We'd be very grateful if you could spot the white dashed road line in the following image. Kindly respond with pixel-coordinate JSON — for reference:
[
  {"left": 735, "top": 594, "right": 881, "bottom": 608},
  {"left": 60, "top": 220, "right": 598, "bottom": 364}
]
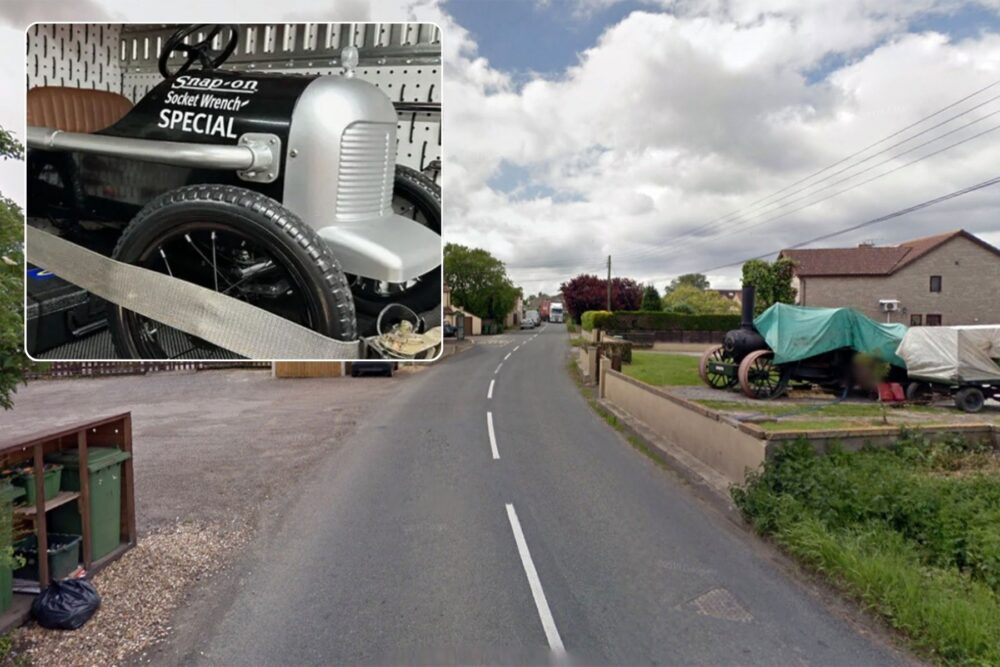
[
  {"left": 505, "top": 503, "right": 565, "bottom": 654},
  {"left": 488, "top": 379, "right": 495, "bottom": 399},
  {"left": 487, "top": 411, "right": 500, "bottom": 459},
  {"left": 504, "top": 352, "right": 511, "bottom": 361},
  {"left": 495, "top": 362, "right": 503, "bottom": 374}
]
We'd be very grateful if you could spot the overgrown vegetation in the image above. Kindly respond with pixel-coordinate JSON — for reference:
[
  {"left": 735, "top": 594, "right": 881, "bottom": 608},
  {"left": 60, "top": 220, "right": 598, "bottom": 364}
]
[
  {"left": 0, "top": 125, "right": 31, "bottom": 410},
  {"left": 581, "top": 310, "right": 613, "bottom": 332},
  {"left": 622, "top": 351, "right": 701, "bottom": 386},
  {"left": 559, "top": 274, "right": 641, "bottom": 322},
  {"left": 599, "top": 311, "right": 740, "bottom": 332},
  {"left": 640, "top": 284, "right": 662, "bottom": 311},
  {"left": 661, "top": 284, "right": 739, "bottom": 315},
  {"left": 742, "top": 257, "right": 796, "bottom": 316},
  {"left": 732, "top": 434, "right": 1000, "bottom": 665},
  {"left": 443, "top": 243, "right": 521, "bottom": 323}
]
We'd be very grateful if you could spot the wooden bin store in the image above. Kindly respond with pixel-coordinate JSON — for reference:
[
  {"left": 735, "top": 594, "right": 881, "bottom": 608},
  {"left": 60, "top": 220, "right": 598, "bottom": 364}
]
[{"left": 0, "top": 413, "right": 136, "bottom": 630}]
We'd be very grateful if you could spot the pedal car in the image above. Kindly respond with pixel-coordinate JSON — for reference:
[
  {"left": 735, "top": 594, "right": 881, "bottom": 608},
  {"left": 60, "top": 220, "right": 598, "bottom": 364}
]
[
  {"left": 897, "top": 325, "right": 1000, "bottom": 413},
  {"left": 26, "top": 23, "right": 441, "bottom": 359}
]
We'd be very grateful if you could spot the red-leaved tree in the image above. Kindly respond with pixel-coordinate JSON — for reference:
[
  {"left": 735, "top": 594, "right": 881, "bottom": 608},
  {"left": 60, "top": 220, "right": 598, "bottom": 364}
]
[{"left": 560, "top": 274, "right": 643, "bottom": 323}]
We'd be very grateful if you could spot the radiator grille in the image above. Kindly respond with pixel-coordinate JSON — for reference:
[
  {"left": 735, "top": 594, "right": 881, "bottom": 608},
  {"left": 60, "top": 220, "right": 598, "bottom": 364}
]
[{"left": 336, "top": 122, "right": 395, "bottom": 220}]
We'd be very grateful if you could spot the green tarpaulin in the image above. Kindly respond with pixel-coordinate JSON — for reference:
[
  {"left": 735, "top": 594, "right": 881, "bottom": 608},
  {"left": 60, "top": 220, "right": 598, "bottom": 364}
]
[{"left": 753, "top": 303, "right": 908, "bottom": 367}]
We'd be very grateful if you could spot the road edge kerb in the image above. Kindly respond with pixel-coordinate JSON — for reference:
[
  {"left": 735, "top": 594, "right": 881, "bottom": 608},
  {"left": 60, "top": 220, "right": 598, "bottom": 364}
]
[{"left": 564, "top": 354, "right": 923, "bottom": 667}]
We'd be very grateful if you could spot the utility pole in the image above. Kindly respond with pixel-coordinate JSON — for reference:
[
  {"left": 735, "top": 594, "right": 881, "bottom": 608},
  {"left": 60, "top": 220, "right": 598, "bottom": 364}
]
[{"left": 606, "top": 255, "right": 612, "bottom": 311}]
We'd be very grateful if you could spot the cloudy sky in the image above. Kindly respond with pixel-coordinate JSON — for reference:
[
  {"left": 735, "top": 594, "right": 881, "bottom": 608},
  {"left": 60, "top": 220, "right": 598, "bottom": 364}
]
[{"left": 4, "top": 0, "right": 1000, "bottom": 294}]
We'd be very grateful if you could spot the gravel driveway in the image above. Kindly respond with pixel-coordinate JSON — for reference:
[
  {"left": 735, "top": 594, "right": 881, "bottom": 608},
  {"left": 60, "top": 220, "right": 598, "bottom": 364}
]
[{"left": 0, "top": 368, "right": 411, "bottom": 664}]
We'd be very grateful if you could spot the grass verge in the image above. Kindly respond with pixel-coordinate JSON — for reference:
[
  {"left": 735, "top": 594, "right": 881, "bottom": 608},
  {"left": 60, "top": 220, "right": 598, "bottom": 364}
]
[
  {"left": 623, "top": 351, "right": 701, "bottom": 386},
  {"left": 732, "top": 434, "right": 1000, "bottom": 665}
]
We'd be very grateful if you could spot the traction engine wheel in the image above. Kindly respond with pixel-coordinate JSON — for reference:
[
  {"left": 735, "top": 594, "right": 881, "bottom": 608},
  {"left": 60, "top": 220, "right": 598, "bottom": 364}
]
[
  {"left": 738, "top": 349, "right": 789, "bottom": 400},
  {"left": 699, "top": 344, "right": 737, "bottom": 390}
]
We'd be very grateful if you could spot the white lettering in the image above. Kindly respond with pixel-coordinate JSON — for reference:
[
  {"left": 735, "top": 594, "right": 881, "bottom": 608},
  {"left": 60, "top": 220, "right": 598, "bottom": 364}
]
[{"left": 156, "top": 109, "right": 238, "bottom": 138}]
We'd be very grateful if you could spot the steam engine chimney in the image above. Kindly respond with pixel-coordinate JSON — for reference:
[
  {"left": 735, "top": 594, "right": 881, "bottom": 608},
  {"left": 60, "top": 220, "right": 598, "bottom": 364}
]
[{"left": 741, "top": 285, "right": 756, "bottom": 330}]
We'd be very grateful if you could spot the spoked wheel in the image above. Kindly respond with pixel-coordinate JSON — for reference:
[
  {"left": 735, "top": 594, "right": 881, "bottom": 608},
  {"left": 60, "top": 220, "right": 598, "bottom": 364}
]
[
  {"left": 349, "top": 165, "right": 441, "bottom": 320},
  {"left": 738, "top": 349, "right": 789, "bottom": 400},
  {"left": 699, "top": 345, "right": 738, "bottom": 390},
  {"left": 109, "top": 185, "right": 356, "bottom": 359}
]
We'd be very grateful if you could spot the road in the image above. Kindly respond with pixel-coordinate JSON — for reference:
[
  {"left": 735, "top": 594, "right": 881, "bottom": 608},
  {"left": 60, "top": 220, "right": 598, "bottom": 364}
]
[{"left": 190, "top": 324, "right": 906, "bottom": 666}]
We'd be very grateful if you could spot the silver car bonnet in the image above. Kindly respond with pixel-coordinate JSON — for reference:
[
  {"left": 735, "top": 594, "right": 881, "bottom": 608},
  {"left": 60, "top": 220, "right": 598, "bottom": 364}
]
[{"left": 283, "top": 75, "right": 440, "bottom": 283}]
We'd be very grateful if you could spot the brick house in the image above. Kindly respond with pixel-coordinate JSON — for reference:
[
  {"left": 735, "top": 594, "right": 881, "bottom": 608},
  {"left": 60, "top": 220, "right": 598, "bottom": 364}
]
[{"left": 779, "top": 229, "right": 1000, "bottom": 326}]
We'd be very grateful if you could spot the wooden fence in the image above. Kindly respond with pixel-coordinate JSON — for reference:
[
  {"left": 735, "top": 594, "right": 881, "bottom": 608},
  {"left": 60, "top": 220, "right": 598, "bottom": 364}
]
[{"left": 27, "top": 361, "right": 271, "bottom": 379}]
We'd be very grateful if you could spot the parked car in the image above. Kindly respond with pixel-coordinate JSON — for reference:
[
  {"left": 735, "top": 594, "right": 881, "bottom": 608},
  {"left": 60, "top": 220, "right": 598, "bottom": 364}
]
[
  {"left": 350, "top": 361, "right": 399, "bottom": 377},
  {"left": 443, "top": 322, "right": 457, "bottom": 338},
  {"left": 520, "top": 318, "right": 535, "bottom": 330},
  {"left": 524, "top": 310, "right": 541, "bottom": 327}
]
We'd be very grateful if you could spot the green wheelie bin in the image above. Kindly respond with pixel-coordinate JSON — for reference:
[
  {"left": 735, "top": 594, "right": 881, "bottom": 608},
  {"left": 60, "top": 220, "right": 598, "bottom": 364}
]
[
  {"left": 46, "top": 448, "right": 131, "bottom": 562},
  {"left": 0, "top": 483, "right": 25, "bottom": 612}
]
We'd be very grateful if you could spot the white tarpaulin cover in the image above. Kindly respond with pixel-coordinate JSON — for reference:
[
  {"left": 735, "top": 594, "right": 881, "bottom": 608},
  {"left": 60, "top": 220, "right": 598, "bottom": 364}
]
[{"left": 897, "top": 326, "right": 1000, "bottom": 383}]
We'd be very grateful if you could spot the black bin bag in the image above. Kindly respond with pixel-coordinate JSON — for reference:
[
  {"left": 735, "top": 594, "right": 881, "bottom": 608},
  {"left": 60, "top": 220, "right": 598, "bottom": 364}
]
[{"left": 31, "top": 579, "right": 102, "bottom": 630}]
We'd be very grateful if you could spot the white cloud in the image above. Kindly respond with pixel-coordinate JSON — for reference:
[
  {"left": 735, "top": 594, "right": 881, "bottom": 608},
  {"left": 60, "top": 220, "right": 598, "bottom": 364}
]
[{"left": 4, "top": 0, "right": 1000, "bottom": 295}]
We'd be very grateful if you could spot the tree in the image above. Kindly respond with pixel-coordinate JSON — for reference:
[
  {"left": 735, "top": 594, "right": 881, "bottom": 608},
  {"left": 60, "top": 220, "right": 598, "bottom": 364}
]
[
  {"left": 559, "top": 274, "right": 642, "bottom": 322},
  {"left": 0, "top": 125, "right": 29, "bottom": 409},
  {"left": 661, "top": 284, "right": 739, "bottom": 315},
  {"left": 665, "top": 273, "right": 709, "bottom": 294},
  {"left": 443, "top": 243, "right": 520, "bottom": 323},
  {"left": 741, "top": 258, "right": 797, "bottom": 316},
  {"left": 640, "top": 284, "right": 662, "bottom": 311}
]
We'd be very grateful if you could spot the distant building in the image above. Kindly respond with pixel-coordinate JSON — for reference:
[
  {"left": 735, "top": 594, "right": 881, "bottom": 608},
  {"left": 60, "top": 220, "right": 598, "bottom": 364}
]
[
  {"left": 779, "top": 229, "right": 1000, "bottom": 325},
  {"left": 444, "top": 284, "right": 482, "bottom": 335},
  {"left": 711, "top": 289, "right": 742, "bottom": 304}
]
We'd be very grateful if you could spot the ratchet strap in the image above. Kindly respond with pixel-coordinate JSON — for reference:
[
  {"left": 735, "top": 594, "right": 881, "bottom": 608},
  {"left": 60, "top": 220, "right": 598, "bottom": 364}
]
[{"left": 26, "top": 226, "right": 363, "bottom": 359}]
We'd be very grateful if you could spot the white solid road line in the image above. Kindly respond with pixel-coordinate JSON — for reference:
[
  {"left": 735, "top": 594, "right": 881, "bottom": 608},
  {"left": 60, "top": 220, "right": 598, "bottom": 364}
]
[
  {"left": 505, "top": 503, "right": 565, "bottom": 654},
  {"left": 487, "top": 411, "right": 500, "bottom": 459},
  {"left": 488, "top": 379, "right": 495, "bottom": 399},
  {"left": 495, "top": 362, "right": 503, "bottom": 374}
]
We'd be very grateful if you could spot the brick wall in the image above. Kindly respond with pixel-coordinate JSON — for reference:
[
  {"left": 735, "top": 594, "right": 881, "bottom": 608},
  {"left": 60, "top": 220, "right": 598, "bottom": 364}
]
[{"left": 799, "top": 236, "right": 1000, "bottom": 325}]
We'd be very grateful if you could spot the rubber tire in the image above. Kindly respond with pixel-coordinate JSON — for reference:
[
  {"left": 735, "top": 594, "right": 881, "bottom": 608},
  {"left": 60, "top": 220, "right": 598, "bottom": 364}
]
[
  {"left": 954, "top": 387, "right": 985, "bottom": 413},
  {"left": 905, "top": 381, "right": 929, "bottom": 402},
  {"left": 109, "top": 184, "right": 356, "bottom": 359},
  {"left": 350, "top": 165, "right": 441, "bottom": 318}
]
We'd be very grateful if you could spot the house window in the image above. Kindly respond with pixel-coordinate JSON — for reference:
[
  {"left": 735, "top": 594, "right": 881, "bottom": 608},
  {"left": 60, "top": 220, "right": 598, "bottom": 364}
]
[
  {"left": 926, "top": 314, "right": 942, "bottom": 326},
  {"left": 910, "top": 314, "right": 923, "bottom": 326},
  {"left": 930, "top": 275, "right": 942, "bottom": 292}
]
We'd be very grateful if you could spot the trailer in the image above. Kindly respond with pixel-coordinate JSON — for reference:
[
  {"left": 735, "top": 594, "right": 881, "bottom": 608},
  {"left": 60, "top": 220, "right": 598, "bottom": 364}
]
[{"left": 897, "top": 325, "right": 1000, "bottom": 412}]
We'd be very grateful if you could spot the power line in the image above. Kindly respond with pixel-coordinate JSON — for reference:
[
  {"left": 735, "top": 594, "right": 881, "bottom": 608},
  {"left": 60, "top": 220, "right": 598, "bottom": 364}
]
[
  {"left": 685, "top": 77, "right": 1000, "bottom": 234},
  {"left": 711, "top": 96, "right": 1000, "bottom": 226},
  {"left": 513, "top": 78, "right": 1000, "bottom": 282},
  {"left": 623, "top": 120, "right": 1000, "bottom": 268},
  {"left": 603, "top": 81, "right": 1000, "bottom": 268},
  {"left": 692, "top": 174, "right": 1000, "bottom": 274}
]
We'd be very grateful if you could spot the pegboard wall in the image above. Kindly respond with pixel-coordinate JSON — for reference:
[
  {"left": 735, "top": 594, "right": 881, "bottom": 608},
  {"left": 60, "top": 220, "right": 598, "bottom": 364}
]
[
  {"left": 27, "top": 23, "right": 441, "bottom": 177},
  {"left": 26, "top": 24, "right": 123, "bottom": 91}
]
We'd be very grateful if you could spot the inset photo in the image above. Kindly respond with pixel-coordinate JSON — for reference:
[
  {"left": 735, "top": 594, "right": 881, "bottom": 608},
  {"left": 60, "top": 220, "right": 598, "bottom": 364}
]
[{"left": 25, "top": 23, "right": 442, "bottom": 361}]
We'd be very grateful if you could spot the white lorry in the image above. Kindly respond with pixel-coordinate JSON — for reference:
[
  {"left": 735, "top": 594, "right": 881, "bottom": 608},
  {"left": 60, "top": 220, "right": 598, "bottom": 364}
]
[{"left": 550, "top": 302, "right": 564, "bottom": 323}]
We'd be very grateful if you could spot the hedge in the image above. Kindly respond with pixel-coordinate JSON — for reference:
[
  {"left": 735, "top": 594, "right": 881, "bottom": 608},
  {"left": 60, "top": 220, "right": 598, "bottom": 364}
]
[
  {"left": 581, "top": 310, "right": 613, "bottom": 332},
  {"left": 600, "top": 311, "right": 740, "bottom": 332}
]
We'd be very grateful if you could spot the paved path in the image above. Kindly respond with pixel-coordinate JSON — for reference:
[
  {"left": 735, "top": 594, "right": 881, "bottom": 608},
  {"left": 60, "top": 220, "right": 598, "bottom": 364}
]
[{"left": 192, "top": 325, "right": 908, "bottom": 665}]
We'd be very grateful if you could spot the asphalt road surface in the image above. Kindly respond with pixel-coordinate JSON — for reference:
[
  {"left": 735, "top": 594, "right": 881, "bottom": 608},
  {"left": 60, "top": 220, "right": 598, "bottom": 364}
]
[{"left": 192, "top": 325, "right": 907, "bottom": 666}]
